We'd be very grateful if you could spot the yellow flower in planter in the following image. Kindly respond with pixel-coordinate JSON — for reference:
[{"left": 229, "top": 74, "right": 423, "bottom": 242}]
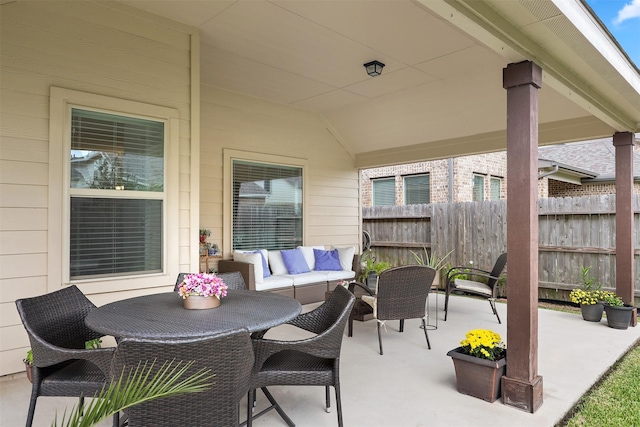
[{"left": 460, "top": 329, "right": 506, "bottom": 361}]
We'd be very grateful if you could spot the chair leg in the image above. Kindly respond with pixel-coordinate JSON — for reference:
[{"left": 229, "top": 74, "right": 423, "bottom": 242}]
[
  {"left": 348, "top": 311, "right": 354, "bottom": 337},
  {"left": 420, "top": 318, "right": 431, "bottom": 350},
  {"left": 399, "top": 319, "right": 404, "bottom": 332},
  {"left": 377, "top": 322, "right": 383, "bottom": 355},
  {"left": 335, "top": 385, "right": 344, "bottom": 427},
  {"left": 246, "top": 389, "right": 254, "bottom": 427},
  {"left": 444, "top": 289, "right": 450, "bottom": 321},
  {"left": 261, "top": 387, "right": 296, "bottom": 427},
  {"left": 25, "top": 386, "right": 38, "bottom": 427},
  {"left": 112, "top": 411, "right": 120, "bottom": 427},
  {"left": 325, "top": 385, "right": 331, "bottom": 413},
  {"left": 489, "top": 298, "right": 502, "bottom": 324}
]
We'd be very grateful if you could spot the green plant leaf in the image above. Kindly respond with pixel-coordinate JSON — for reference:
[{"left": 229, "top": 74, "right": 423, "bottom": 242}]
[{"left": 51, "top": 360, "right": 213, "bottom": 427}]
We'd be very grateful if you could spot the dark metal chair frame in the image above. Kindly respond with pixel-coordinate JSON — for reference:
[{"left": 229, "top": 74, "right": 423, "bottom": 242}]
[
  {"left": 112, "top": 329, "right": 254, "bottom": 427},
  {"left": 347, "top": 265, "right": 436, "bottom": 355},
  {"left": 15, "top": 285, "right": 118, "bottom": 427},
  {"left": 246, "top": 285, "right": 355, "bottom": 427},
  {"left": 443, "top": 252, "right": 507, "bottom": 324}
]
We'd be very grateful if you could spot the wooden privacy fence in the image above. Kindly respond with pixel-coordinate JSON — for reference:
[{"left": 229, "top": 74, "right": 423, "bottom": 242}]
[{"left": 363, "top": 195, "right": 640, "bottom": 300}]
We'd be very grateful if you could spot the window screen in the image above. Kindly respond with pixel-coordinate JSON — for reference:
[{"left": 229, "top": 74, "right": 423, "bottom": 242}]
[
  {"left": 232, "top": 160, "right": 303, "bottom": 250},
  {"left": 472, "top": 174, "right": 485, "bottom": 202},
  {"left": 69, "top": 108, "right": 164, "bottom": 279},
  {"left": 372, "top": 178, "right": 395, "bottom": 206},
  {"left": 404, "top": 174, "right": 430, "bottom": 205}
]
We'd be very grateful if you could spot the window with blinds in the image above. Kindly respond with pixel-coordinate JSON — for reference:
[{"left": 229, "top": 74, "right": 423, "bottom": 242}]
[
  {"left": 490, "top": 176, "right": 502, "bottom": 200},
  {"left": 404, "top": 174, "right": 430, "bottom": 205},
  {"left": 472, "top": 174, "right": 485, "bottom": 202},
  {"left": 372, "top": 177, "right": 395, "bottom": 206},
  {"left": 232, "top": 160, "right": 303, "bottom": 250},
  {"left": 69, "top": 108, "right": 164, "bottom": 279}
]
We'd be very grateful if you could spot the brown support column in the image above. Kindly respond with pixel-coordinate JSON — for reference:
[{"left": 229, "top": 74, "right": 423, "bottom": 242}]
[
  {"left": 501, "top": 61, "right": 544, "bottom": 413},
  {"left": 613, "top": 132, "right": 635, "bottom": 316}
]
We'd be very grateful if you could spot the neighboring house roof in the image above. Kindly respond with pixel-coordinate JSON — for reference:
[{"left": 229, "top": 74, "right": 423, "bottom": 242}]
[{"left": 538, "top": 134, "right": 640, "bottom": 183}]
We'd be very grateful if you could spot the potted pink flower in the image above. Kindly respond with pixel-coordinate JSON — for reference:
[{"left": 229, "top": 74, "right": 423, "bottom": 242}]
[{"left": 177, "top": 273, "right": 228, "bottom": 310}]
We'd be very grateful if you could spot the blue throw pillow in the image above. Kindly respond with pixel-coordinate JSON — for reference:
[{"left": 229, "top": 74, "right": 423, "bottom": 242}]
[
  {"left": 252, "top": 250, "right": 271, "bottom": 278},
  {"left": 280, "top": 248, "right": 311, "bottom": 274},
  {"left": 313, "top": 248, "right": 343, "bottom": 271}
]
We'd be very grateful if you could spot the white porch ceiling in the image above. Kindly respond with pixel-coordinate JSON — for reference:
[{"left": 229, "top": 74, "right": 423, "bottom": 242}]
[{"left": 119, "top": 0, "right": 640, "bottom": 168}]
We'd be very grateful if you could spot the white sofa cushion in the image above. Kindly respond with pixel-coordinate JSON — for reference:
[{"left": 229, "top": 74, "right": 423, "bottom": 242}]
[
  {"left": 333, "top": 246, "right": 356, "bottom": 271},
  {"left": 268, "top": 250, "right": 288, "bottom": 275},
  {"left": 255, "top": 275, "right": 294, "bottom": 291},
  {"left": 233, "top": 251, "right": 264, "bottom": 284},
  {"left": 286, "top": 272, "right": 330, "bottom": 286},
  {"left": 297, "top": 245, "right": 325, "bottom": 270},
  {"left": 325, "top": 270, "right": 356, "bottom": 281}
]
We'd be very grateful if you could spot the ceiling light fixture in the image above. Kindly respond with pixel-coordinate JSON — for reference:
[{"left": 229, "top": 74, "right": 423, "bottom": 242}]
[{"left": 364, "top": 60, "right": 385, "bottom": 77}]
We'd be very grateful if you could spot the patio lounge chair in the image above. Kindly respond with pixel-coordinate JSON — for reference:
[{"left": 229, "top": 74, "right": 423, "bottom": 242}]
[
  {"left": 112, "top": 329, "right": 253, "bottom": 427},
  {"left": 347, "top": 265, "right": 436, "bottom": 355},
  {"left": 15, "top": 285, "right": 119, "bottom": 427},
  {"left": 247, "top": 285, "right": 355, "bottom": 427},
  {"left": 444, "top": 253, "right": 507, "bottom": 324}
]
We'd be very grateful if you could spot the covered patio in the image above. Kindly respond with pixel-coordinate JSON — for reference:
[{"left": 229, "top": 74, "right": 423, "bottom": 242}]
[
  {"left": 2, "top": 0, "right": 640, "bottom": 418},
  {"left": 3, "top": 295, "right": 639, "bottom": 426}
]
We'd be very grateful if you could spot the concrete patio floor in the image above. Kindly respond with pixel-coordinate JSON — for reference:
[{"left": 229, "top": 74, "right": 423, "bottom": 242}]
[{"left": 2, "top": 294, "right": 639, "bottom": 427}]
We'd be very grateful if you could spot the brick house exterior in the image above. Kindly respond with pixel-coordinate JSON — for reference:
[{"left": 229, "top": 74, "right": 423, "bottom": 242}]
[
  {"left": 361, "top": 152, "right": 507, "bottom": 206},
  {"left": 361, "top": 134, "right": 640, "bottom": 206}
]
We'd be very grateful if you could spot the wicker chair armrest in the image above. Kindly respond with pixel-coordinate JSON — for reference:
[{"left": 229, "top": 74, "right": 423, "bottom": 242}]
[
  {"left": 252, "top": 333, "right": 340, "bottom": 373},
  {"left": 31, "top": 338, "right": 115, "bottom": 376},
  {"left": 446, "top": 266, "right": 491, "bottom": 278},
  {"left": 347, "top": 281, "right": 375, "bottom": 296}
]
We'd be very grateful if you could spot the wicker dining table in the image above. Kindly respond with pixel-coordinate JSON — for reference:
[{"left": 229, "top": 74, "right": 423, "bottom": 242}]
[{"left": 85, "top": 289, "right": 302, "bottom": 339}]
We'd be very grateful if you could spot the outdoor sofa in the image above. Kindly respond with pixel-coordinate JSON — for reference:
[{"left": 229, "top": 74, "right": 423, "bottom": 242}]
[{"left": 218, "top": 246, "right": 360, "bottom": 304}]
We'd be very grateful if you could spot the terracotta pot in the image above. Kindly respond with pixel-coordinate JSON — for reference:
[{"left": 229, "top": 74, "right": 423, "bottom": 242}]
[
  {"left": 25, "top": 362, "right": 33, "bottom": 383},
  {"left": 183, "top": 295, "right": 221, "bottom": 310},
  {"left": 580, "top": 303, "right": 604, "bottom": 322},
  {"left": 447, "top": 346, "right": 506, "bottom": 403}
]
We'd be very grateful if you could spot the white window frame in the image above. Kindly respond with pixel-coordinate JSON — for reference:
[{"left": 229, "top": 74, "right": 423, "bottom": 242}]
[
  {"left": 403, "top": 174, "right": 430, "bottom": 205},
  {"left": 472, "top": 173, "right": 485, "bottom": 202},
  {"left": 372, "top": 177, "right": 396, "bottom": 206},
  {"left": 49, "top": 87, "right": 180, "bottom": 294},
  {"left": 490, "top": 176, "right": 503, "bottom": 200},
  {"left": 223, "top": 149, "right": 309, "bottom": 255}
]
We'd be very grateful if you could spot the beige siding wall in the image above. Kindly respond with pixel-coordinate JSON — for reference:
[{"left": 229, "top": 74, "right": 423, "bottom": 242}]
[
  {"left": 200, "top": 85, "right": 361, "bottom": 254},
  {"left": 0, "top": 2, "right": 195, "bottom": 375}
]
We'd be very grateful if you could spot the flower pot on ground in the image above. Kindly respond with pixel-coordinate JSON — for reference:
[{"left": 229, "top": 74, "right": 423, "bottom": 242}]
[
  {"left": 602, "top": 293, "right": 635, "bottom": 330},
  {"left": 177, "top": 273, "right": 228, "bottom": 310},
  {"left": 24, "top": 349, "right": 33, "bottom": 383},
  {"left": 570, "top": 267, "right": 605, "bottom": 322},
  {"left": 580, "top": 303, "right": 604, "bottom": 322},
  {"left": 447, "top": 329, "right": 506, "bottom": 403},
  {"left": 410, "top": 247, "right": 453, "bottom": 290}
]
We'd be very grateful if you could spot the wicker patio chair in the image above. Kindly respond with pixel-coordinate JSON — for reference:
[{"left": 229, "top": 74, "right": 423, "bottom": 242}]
[
  {"left": 174, "top": 271, "right": 247, "bottom": 291},
  {"left": 444, "top": 252, "right": 507, "bottom": 324},
  {"left": 347, "top": 265, "right": 436, "bottom": 355},
  {"left": 112, "top": 329, "right": 254, "bottom": 427},
  {"left": 15, "top": 285, "right": 119, "bottom": 427},
  {"left": 246, "top": 285, "right": 355, "bottom": 427}
]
